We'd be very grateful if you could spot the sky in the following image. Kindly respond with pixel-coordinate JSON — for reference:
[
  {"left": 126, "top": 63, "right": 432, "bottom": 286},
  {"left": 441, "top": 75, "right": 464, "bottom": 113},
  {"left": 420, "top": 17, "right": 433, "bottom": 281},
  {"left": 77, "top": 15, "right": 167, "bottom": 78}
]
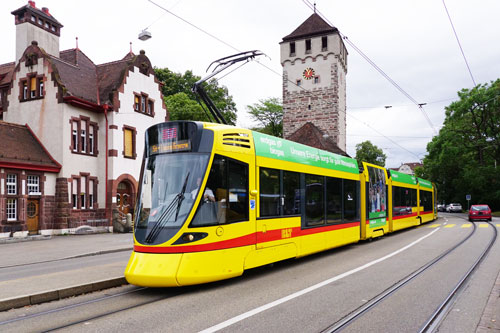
[{"left": 2, "top": 0, "right": 500, "bottom": 168}]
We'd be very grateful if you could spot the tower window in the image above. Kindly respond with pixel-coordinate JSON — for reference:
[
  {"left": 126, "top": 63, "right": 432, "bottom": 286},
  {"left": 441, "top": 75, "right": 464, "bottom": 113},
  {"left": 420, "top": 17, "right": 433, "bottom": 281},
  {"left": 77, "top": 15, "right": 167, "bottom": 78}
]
[
  {"left": 305, "top": 39, "right": 311, "bottom": 54},
  {"left": 322, "top": 36, "right": 328, "bottom": 51},
  {"left": 296, "top": 79, "right": 302, "bottom": 86},
  {"left": 290, "top": 42, "right": 296, "bottom": 56},
  {"left": 314, "top": 76, "right": 320, "bottom": 84}
]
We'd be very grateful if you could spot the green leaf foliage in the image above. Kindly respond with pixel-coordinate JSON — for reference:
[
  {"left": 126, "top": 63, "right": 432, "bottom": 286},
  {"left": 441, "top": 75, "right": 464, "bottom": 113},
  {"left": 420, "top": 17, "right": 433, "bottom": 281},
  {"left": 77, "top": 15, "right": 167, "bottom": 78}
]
[
  {"left": 154, "top": 67, "right": 237, "bottom": 125},
  {"left": 355, "top": 141, "right": 387, "bottom": 167},
  {"left": 247, "top": 97, "right": 283, "bottom": 137},
  {"left": 421, "top": 79, "right": 500, "bottom": 210}
]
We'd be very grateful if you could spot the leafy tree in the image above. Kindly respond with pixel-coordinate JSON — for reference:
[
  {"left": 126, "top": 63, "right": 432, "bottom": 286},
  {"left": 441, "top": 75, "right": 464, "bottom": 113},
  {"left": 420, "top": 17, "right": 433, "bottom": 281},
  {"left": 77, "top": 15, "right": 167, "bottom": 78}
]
[
  {"left": 355, "top": 141, "right": 387, "bottom": 167},
  {"left": 421, "top": 79, "right": 500, "bottom": 210},
  {"left": 247, "top": 97, "right": 283, "bottom": 137},
  {"left": 154, "top": 68, "right": 237, "bottom": 125},
  {"left": 164, "top": 92, "right": 207, "bottom": 121}
]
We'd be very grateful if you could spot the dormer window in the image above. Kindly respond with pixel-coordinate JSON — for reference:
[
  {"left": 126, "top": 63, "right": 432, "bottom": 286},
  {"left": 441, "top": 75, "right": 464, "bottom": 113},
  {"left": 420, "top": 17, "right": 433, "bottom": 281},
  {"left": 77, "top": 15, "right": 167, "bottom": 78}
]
[
  {"left": 133, "top": 92, "right": 155, "bottom": 117},
  {"left": 20, "top": 74, "right": 44, "bottom": 102}
]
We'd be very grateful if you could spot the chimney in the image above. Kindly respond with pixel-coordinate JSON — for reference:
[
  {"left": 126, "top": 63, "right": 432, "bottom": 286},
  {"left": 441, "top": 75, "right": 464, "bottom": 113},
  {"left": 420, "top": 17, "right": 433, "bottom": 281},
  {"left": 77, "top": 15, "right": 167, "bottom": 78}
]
[
  {"left": 42, "top": 7, "right": 51, "bottom": 16},
  {"left": 28, "top": 1, "right": 36, "bottom": 8}
]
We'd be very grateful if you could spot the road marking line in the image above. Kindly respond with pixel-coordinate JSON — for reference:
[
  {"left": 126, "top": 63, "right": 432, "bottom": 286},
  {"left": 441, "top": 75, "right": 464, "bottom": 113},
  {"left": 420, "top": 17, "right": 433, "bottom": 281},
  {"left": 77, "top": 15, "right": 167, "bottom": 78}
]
[
  {"left": 429, "top": 224, "right": 440, "bottom": 228},
  {"left": 444, "top": 224, "right": 456, "bottom": 228},
  {"left": 199, "top": 228, "right": 441, "bottom": 333},
  {"left": 462, "top": 224, "right": 472, "bottom": 228},
  {"left": 479, "top": 224, "right": 489, "bottom": 228},
  {"left": 497, "top": 224, "right": 500, "bottom": 227}
]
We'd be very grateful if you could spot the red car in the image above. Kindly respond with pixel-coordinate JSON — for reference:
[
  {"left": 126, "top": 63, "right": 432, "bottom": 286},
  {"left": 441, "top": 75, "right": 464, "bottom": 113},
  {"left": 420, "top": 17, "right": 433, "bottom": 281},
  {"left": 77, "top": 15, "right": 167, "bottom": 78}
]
[{"left": 468, "top": 205, "right": 492, "bottom": 222}]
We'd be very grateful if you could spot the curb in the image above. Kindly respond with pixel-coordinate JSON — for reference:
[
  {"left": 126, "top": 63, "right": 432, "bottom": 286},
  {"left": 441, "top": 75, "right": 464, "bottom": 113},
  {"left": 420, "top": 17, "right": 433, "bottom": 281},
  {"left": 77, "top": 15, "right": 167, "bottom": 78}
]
[{"left": 0, "top": 277, "right": 128, "bottom": 312}]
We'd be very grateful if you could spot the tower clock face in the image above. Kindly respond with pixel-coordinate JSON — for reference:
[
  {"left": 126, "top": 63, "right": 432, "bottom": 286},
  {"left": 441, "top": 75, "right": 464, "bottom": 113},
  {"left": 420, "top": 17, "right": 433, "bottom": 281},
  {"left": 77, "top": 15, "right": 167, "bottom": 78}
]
[{"left": 303, "top": 67, "right": 315, "bottom": 80}]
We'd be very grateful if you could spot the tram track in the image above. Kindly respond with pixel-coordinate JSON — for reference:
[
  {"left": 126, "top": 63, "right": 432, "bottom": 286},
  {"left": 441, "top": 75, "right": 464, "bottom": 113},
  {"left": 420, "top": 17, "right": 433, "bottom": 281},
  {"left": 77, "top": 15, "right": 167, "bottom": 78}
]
[
  {"left": 0, "top": 285, "right": 185, "bottom": 332},
  {"left": 320, "top": 220, "right": 498, "bottom": 333}
]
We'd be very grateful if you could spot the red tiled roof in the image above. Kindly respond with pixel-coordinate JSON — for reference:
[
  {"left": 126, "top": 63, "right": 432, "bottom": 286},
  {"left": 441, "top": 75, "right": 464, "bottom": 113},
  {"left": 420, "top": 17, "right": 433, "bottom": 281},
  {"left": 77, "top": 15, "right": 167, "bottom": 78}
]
[
  {"left": 282, "top": 13, "right": 337, "bottom": 42},
  {"left": 0, "top": 62, "right": 15, "bottom": 87},
  {"left": 286, "top": 122, "right": 349, "bottom": 157},
  {"left": 0, "top": 121, "right": 61, "bottom": 172}
]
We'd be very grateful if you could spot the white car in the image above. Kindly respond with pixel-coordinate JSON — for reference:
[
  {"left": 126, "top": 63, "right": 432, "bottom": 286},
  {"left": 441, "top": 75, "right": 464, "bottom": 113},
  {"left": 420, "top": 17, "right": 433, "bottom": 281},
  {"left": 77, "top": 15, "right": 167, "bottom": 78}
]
[{"left": 446, "top": 203, "right": 462, "bottom": 213}]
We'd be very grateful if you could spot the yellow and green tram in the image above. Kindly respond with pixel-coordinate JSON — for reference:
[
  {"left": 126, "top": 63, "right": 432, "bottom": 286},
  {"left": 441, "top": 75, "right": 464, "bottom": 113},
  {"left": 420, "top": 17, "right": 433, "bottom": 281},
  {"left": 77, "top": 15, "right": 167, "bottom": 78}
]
[{"left": 125, "top": 121, "right": 436, "bottom": 287}]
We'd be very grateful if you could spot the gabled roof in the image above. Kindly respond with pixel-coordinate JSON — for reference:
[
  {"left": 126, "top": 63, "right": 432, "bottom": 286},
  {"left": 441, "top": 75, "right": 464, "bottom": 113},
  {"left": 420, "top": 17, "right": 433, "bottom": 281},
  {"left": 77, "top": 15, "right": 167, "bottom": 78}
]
[
  {"left": 0, "top": 62, "right": 15, "bottom": 87},
  {"left": 11, "top": 1, "right": 63, "bottom": 27},
  {"left": 286, "top": 122, "right": 349, "bottom": 157},
  {"left": 0, "top": 121, "right": 61, "bottom": 172},
  {"left": 282, "top": 13, "right": 337, "bottom": 42}
]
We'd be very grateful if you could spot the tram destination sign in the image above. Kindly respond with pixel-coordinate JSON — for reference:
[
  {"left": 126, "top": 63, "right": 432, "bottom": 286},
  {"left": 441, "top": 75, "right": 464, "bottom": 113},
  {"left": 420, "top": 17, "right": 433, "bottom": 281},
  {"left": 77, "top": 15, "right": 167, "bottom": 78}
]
[
  {"left": 149, "top": 140, "right": 191, "bottom": 155},
  {"left": 253, "top": 132, "right": 359, "bottom": 174}
]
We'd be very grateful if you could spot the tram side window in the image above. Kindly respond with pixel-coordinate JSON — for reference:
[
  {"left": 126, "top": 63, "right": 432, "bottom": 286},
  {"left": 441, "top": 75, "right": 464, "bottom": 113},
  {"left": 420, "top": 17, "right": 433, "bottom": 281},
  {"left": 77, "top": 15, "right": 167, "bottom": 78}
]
[
  {"left": 283, "top": 171, "right": 300, "bottom": 216},
  {"left": 344, "top": 179, "right": 359, "bottom": 222},
  {"left": 326, "top": 177, "right": 342, "bottom": 224},
  {"left": 305, "top": 174, "right": 324, "bottom": 226},
  {"left": 260, "top": 168, "right": 280, "bottom": 217},
  {"left": 393, "top": 186, "right": 417, "bottom": 216},
  {"left": 190, "top": 155, "right": 248, "bottom": 227},
  {"left": 420, "top": 190, "right": 433, "bottom": 212},
  {"left": 259, "top": 168, "right": 301, "bottom": 217}
]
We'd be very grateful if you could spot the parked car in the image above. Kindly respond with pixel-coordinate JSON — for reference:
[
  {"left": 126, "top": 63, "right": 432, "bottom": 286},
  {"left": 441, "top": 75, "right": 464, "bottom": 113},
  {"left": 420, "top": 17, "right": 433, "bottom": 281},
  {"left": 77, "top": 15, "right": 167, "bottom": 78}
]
[
  {"left": 446, "top": 203, "right": 462, "bottom": 213},
  {"left": 437, "top": 204, "right": 446, "bottom": 212},
  {"left": 468, "top": 204, "right": 492, "bottom": 222}
]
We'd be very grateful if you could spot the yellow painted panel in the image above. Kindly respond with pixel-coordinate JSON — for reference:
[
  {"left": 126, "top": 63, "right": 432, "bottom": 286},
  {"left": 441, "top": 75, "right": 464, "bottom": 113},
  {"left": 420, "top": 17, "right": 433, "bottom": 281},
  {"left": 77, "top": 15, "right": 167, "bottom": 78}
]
[{"left": 124, "top": 252, "right": 182, "bottom": 287}]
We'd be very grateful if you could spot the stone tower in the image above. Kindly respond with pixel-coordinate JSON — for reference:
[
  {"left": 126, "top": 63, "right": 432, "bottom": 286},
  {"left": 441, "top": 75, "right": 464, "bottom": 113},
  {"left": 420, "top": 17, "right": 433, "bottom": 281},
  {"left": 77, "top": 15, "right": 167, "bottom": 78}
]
[
  {"left": 11, "top": 1, "right": 63, "bottom": 61},
  {"left": 280, "top": 13, "right": 348, "bottom": 153}
]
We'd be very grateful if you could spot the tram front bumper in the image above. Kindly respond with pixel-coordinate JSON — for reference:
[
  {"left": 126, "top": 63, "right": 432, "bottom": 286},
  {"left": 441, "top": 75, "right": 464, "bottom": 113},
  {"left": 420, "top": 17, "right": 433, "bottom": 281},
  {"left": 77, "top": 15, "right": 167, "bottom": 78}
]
[{"left": 124, "top": 251, "right": 182, "bottom": 287}]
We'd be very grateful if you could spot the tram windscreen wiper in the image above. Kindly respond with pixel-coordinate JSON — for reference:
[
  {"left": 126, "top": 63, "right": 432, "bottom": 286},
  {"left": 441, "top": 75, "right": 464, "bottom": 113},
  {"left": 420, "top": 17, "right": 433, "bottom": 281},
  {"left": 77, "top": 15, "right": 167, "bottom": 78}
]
[
  {"left": 144, "top": 173, "right": 190, "bottom": 244},
  {"left": 175, "top": 172, "right": 190, "bottom": 221}
]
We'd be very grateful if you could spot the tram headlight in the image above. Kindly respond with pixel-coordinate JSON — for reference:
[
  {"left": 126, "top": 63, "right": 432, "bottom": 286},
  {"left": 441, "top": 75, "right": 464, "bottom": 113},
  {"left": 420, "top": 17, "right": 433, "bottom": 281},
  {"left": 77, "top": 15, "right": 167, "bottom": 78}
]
[{"left": 173, "top": 232, "right": 208, "bottom": 244}]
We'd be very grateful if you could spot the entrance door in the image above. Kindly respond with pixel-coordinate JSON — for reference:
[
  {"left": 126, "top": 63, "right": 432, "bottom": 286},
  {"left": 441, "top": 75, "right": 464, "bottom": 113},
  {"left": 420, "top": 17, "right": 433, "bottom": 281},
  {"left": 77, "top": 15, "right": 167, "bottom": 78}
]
[
  {"left": 27, "top": 199, "right": 39, "bottom": 235},
  {"left": 116, "top": 181, "right": 132, "bottom": 215}
]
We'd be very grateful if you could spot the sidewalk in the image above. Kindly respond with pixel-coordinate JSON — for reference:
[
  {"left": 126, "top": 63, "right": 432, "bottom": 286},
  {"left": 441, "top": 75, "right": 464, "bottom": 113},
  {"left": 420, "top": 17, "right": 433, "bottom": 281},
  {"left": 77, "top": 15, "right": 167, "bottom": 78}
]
[{"left": 0, "top": 233, "right": 133, "bottom": 311}]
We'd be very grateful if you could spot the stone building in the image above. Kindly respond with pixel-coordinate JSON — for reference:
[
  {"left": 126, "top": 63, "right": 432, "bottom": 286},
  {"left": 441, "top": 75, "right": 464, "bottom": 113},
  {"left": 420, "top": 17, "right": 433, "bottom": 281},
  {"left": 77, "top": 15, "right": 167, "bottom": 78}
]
[
  {"left": 280, "top": 13, "right": 348, "bottom": 156},
  {"left": 0, "top": 2, "right": 168, "bottom": 236}
]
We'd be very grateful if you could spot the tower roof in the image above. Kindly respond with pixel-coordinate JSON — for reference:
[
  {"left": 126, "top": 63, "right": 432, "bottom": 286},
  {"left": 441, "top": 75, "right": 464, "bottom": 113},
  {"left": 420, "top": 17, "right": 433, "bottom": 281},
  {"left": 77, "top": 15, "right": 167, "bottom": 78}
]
[
  {"left": 11, "top": 1, "right": 63, "bottom": 32},
  {"left": 282, "top": 13, "right": 337, "bottom": 42}
]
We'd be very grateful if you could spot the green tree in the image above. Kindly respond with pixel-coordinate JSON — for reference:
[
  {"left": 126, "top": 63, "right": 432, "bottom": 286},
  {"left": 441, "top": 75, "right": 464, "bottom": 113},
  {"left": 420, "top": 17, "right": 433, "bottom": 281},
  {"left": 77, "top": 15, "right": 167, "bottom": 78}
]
[
  {"left": 422, "top": 79, "right": 500, "bottom": 210},
  {"left": 247, "top": 97, "right": 283, "bottom": 137},
  {"left": 154, "top": 67, "right": 237, "bottom": 125},
  {"left": 355, "top": 141, "right": 387, "bottom": 167}
]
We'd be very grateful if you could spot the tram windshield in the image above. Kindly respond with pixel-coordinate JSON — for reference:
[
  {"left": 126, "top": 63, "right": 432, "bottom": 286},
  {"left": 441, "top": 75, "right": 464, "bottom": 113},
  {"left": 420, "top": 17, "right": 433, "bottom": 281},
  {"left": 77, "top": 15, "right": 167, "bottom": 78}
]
[{"left": 134, "top": 153, "right": 209, "bottom": 244}]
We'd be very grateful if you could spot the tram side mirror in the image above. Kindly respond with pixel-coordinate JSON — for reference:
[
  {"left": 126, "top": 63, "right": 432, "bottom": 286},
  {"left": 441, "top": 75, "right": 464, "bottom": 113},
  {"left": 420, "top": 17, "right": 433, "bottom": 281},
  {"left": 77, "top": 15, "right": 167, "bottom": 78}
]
[{"left": 143, "top": 170, "right": 152, "bottom": 209}]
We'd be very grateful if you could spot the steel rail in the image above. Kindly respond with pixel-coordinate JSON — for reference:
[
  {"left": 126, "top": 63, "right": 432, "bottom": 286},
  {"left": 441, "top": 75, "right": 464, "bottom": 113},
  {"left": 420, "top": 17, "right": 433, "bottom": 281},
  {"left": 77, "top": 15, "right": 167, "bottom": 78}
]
[
  {"left": 419, "top": 221, "right": 497, "bottom": 332},
  {"left": 321, "top": 221, "right": 478, "bottom": 333}
]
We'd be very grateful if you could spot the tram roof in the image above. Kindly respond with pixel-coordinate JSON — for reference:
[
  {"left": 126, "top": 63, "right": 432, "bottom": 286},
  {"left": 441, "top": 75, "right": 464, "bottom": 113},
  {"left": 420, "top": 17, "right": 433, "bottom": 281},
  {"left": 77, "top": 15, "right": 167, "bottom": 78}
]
[{"left": 252, "top": 131, "right": 359, "bottom": 175}]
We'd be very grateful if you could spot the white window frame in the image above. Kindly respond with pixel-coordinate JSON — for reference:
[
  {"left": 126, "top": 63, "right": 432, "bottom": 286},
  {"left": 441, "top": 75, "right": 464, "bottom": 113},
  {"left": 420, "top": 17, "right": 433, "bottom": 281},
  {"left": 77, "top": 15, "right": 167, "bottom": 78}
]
[
  {"left": 6, "top": 199, "right": 17, "bottom": 221},
  {"left": 6, "top": 174, "right": 17, "bottom": 195},
  {"left": 27, "top": 175, "right": 40, "bottom": 194}
]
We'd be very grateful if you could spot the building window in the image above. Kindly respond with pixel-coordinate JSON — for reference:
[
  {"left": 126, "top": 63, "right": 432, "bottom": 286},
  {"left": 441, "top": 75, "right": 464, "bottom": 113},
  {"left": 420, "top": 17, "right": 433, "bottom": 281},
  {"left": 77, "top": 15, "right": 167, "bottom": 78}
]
[
  {"left": 20, "top": 74, "right": 44, "bottom": 102},
  {"left": 305, "top": 39, "right": 312, "bottom": 54},
  {"left": 290, "top": 42, "right": 296, "bottom": 56},
  {"left": 70, "top": 117, "right": 98, "bottom": 156},
  {"left": 7, "top": 174, "right": 17, "bottom": 195},
  {"left": 7, "top": 199, "right": 17, "bottom": 221},
  {"left": 71, "top": 175, "right": 97, "bottom": 210},
  {"left": 27, "top": 175, "right": 40, "bottom": 194},
  {"left": 314, "top": 76, "right": 320, "bottom": 84},
  {"left": 133, "top": 92, "right": 155, "bottom": 117},
  {"left": 123, "top": 126, "right": 136, "bottom": 159},
  {"left": 322, "top": 36, "right": 328, "bottom": 51},
  {"left": 31, "top": 15, "right": 36, "bottom": 22},
  {"left": 296, "top": 79, "right": 302, "bottom": 87}
]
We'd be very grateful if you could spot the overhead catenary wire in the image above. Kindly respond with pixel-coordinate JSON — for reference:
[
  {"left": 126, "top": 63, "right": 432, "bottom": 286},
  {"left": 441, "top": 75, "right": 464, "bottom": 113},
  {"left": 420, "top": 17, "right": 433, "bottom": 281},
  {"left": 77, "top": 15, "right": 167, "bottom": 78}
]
[
  {"left": 145, "top": 0, "right": 427, "bottom": 160},
  {"left": 442, "top": 0, "right": 477, "bottom": 87}
]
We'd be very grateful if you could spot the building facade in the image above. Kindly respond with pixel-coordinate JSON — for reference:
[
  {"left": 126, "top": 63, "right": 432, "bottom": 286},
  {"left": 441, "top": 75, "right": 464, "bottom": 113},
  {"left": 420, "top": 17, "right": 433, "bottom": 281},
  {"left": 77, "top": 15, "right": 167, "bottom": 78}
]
[
  {"left": 280, "top": 13, "right": 348, "bottom": 154},
  {"left": 0, "top": 2, "right": 168, "bottom": 236}
]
